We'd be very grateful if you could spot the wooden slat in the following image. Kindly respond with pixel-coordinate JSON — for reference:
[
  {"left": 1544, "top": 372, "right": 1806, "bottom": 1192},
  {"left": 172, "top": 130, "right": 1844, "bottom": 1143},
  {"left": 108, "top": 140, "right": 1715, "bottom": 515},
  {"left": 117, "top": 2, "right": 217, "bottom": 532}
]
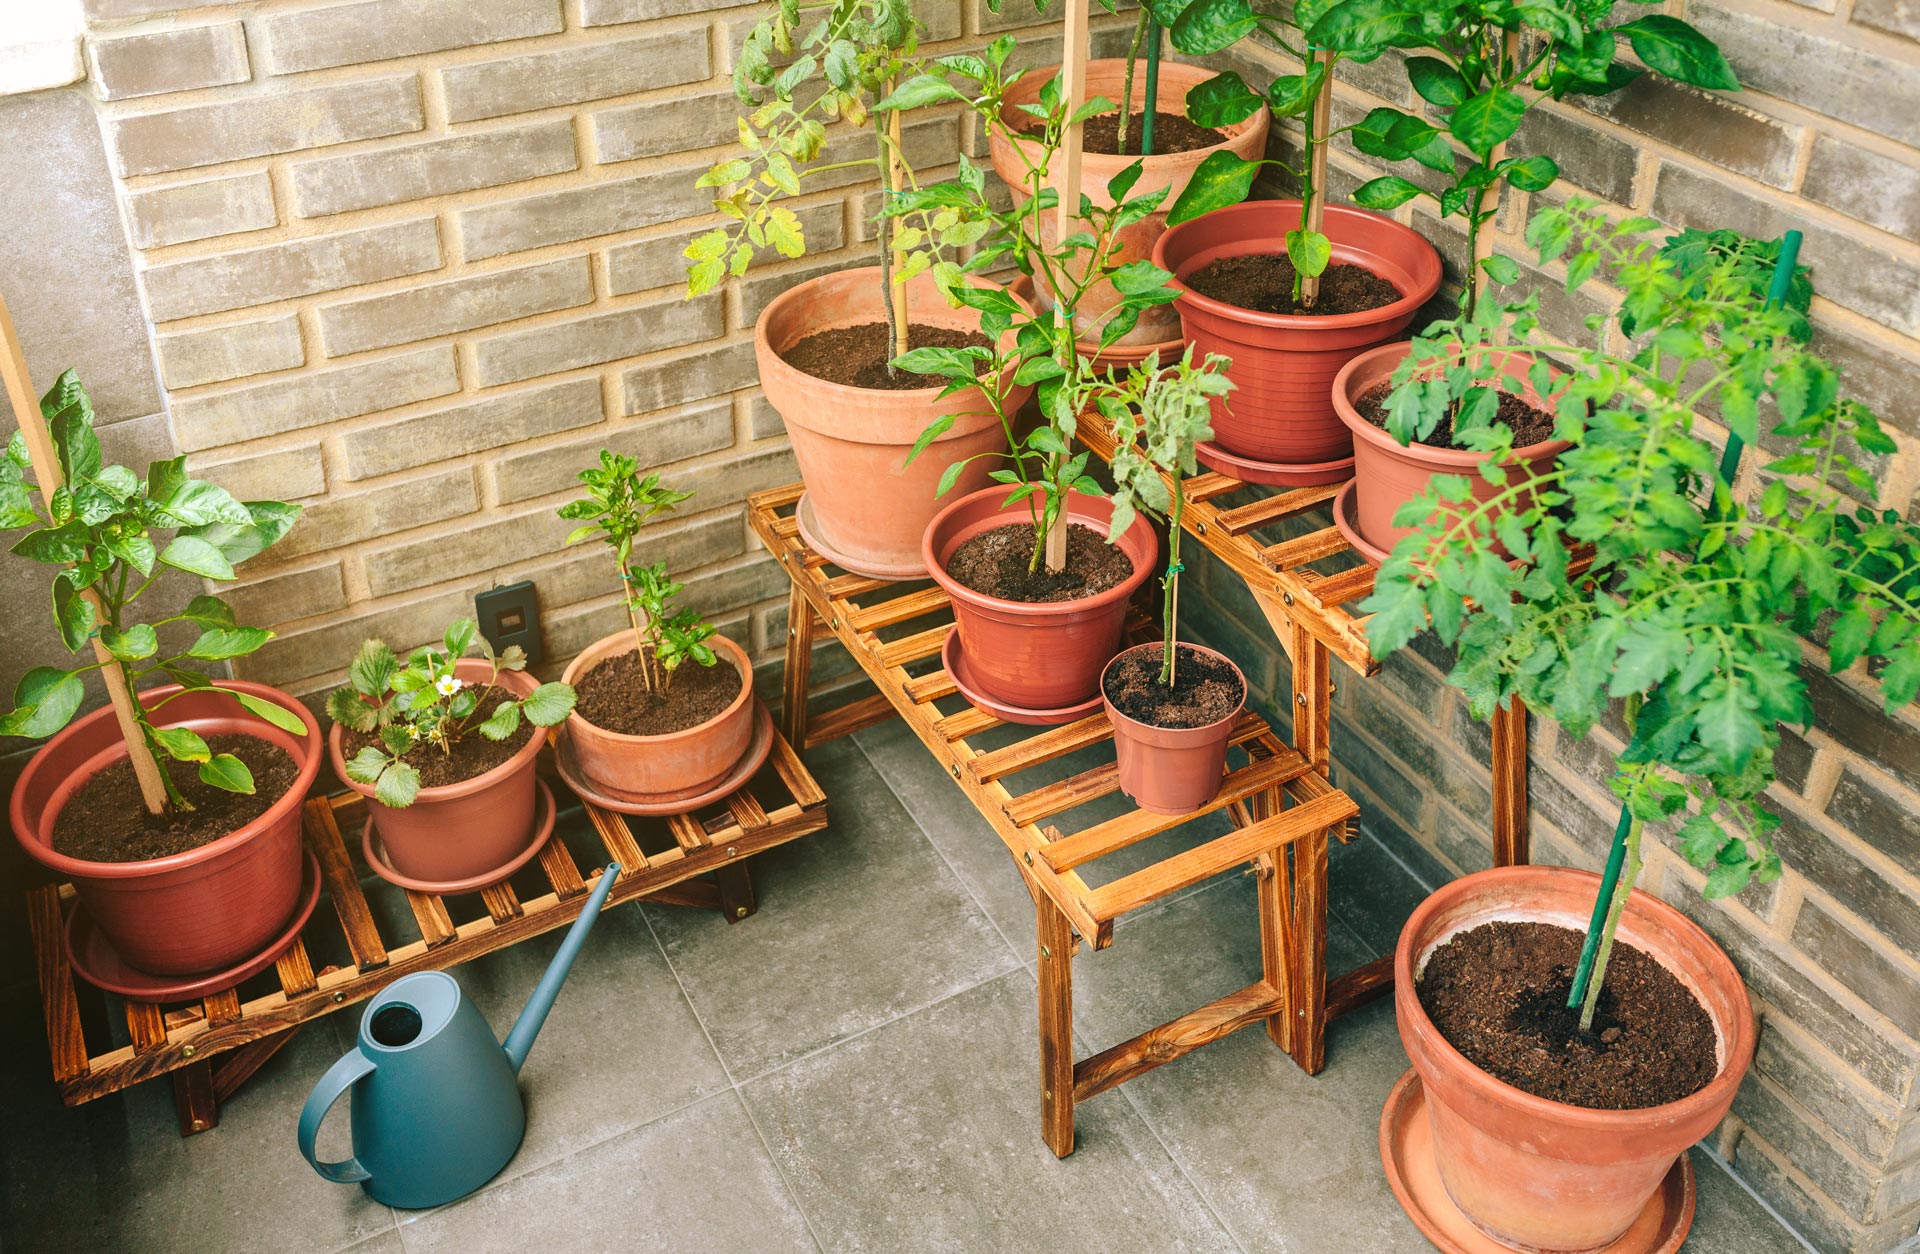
[
  {"left": 822, "top": 571, "right": 893, "bottom": 598},
  {"left": 1214, "top": 483, "right": 1343, "bottom": 536},
  {"left": 406, "top": 890, "right": 457, "bottom": 949},
  {"left": 967, "top": 713, "right": 1111, "bottom": 783},
  {"left": 303, "top": 799, "right": 388, "bottom": 972},
  {"left": 768, "top": 730, "right": 827, "bottom": 809},
  {"left": 586, "top": 805, "right": 647, "bottom": 875},
  {"left": 805, "top": 692, "right": 896, "bottom": 745},
  {"left": 537, "top": 830, "right": 589, "bottom": 899},
  {"left": 1262, "top": 526, "right": 1350, "bottom": 571},
  {"left": 480, "top": 881, "right": 523, "bottom": 924},
  {"left": 29, "top": 887, "right": 87, "bottom": 1083},
  {"left": 1305, "top": 564, "right": 1377, "bottom": 608},
  {"left": 931, "top": 705, "right": 999, "bottom": 741},
  {"left": 203, "top": 989, "right": 242, "bottom": 1028},
  {"left": 127, "top": 1002, "right": 167, "bottom": 1054},
  {"left": 1003, "top": 711, "right": 1269, "bottom": 826},
  {"left": 1327, "top": 954, "right": 1394, "bottom": 1020},
  {"left": 848, "top": 584, "right": 948, "bottom": 631},
  {"left": 728, "top": 790, "right": 771, "bottom": 831},
  {"left": 876, "top": 624, "right": 950, "bottom": 668},
  {"left": 1073, "top": 980, "right": 1284, "bottom": 1101},
  {"left": 903, "top": 670, "right": 957, "bottom": 704},
  {"left": 667, "top": 812, "right": 707, "bottom": 852},
  {"left": 275, "top": 939, "right": 318, "bottom": 998}
]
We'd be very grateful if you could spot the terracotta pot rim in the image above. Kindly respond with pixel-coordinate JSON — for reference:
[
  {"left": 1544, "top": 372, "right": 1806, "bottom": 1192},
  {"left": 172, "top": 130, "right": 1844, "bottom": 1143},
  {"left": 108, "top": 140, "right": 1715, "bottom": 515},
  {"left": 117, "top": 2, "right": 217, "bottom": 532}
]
[
  {"left": 922, "top": 486, "right": 1157, "bottom": 617},
  {"left": 994, "top": 59, "right": 1269, "bottom": 171},
  {"left": 11, "top": 680, "right": 322, "bottom": 880},
  {"left": 1100, "top": 642, "right": 1247, "bottom": 736},
  {"left": 1396, "top": 865, "right": 1756, "bottom": 1130},
  {"left": 1334, "top": 341, "right": 1574, "bottom": 467},
  {"left": 327, "top": 658, "right": 542, "bottom": 809},
  {"left": 1155, "top": 200, "right": 1443, "bottom": 332},
  {"left": 559, "top": 631, "right": 755, "bottom": 748}
]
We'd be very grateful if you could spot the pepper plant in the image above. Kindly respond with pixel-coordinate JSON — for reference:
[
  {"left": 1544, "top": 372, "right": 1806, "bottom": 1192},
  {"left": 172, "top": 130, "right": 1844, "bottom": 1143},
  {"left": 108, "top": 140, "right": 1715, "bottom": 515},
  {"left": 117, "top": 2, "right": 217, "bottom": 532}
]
[
  {"left": 1361, "top": 201, "right": 1920, "bottom": 1028},
  {"left": 0, "top": 370, "right": 304, "bottom": 807},
  {"left": 328, "top": 619, "right": 576, "bottom": 808}
]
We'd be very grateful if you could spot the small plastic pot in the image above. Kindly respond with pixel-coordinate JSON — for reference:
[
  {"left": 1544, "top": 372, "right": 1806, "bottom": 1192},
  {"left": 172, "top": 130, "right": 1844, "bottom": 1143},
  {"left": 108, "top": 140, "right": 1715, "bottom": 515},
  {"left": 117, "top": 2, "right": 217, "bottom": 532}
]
[
  {"left": 559, "top": 631, "right": 756, "bottom": 798},
  {"left": 1101, "top": 643, "right": 1246, "bottom": 815}
]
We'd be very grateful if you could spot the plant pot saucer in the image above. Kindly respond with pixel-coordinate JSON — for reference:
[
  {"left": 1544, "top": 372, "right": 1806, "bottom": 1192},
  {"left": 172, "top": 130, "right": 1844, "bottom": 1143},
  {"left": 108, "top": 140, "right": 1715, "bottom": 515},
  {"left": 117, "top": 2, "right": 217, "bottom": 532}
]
[
  {"left": 941, "top": 629, "right": 1103, "bottom": 727},
  {"left": 1333, "top": 481, "right": 1391, "bottom": 567},
  {"left": 555, "top": 699, "right": 773, "bottom": 816},
  {"left": 796, "top": 492, "right": 926, "bottom": 581},
  {"left": 1194, "top": 439, "right": 1355, "bottom": 488},
  {"left": 362, "top": 779, "right": 556, "bottom": 894},
  {"left": 1380, "top": 1069, "right": 1696, "bottom": 1254},
  {"left": 65, "top": 849, "right": 322, "bottom": 1003}
]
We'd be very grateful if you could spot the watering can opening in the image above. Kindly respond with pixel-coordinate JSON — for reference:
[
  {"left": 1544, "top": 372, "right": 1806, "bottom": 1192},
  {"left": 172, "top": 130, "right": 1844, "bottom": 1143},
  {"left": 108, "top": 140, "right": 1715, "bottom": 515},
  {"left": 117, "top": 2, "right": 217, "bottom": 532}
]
[
  {"left": 370, "top": 1005, "right": 422, "bottom": 1047},
  {"left": 360, "top": 970, "right": 462, "bottom": 1054}
]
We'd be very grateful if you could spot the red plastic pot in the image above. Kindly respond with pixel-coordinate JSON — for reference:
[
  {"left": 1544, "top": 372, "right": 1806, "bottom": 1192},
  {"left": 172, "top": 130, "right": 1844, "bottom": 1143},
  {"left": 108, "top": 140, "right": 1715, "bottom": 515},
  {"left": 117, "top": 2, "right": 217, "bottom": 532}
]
[
  {"left": 1395, "top": 866, "right": 1754, "bottom": 1252},
  {"left": 329, "top": 658, "right": 545, "bottom": 886},
  {"left": 755, "top": 267, "right": 1035, "bottom": 578},
  {"left": 1152, "top": 200, "right": 1441, "bottom": 465},
  {"left": 559, "top": 630, "right": 755, "bottom": 798},
  {"left": 923, "top": 487, "right": 1156, "bottom": 710},
  {"left": 1334, "top": 342, "right": 1571, "bottom": 558},
  {"left": 11, "top": 681, "right": 321, "bottom": 976},
  {"left": 1101, "top": 643, "right": 1246, "bottom": 815}
]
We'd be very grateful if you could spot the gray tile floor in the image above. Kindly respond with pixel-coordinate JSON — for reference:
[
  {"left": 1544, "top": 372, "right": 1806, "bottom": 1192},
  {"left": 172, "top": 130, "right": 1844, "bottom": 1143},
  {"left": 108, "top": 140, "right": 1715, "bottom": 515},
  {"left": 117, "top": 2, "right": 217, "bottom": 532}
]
[{"left": 1, "top": 722, "right": 1812, "bottom": 1252}]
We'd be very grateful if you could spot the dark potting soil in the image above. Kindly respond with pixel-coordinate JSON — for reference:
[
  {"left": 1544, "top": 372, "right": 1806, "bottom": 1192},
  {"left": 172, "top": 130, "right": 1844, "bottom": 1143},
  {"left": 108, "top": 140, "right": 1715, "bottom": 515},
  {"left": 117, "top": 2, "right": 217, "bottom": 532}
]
[
  {"left": 51, "top": 734, "right": 299, "bottom": 863},
  {"left": 944, "top": 521, "right": 1134, "bottom": 604},
  {"left": 1103, "top": 644, "right": 1244, "bottom": 728},
  {"left": 573, "top": 647, "right": 744, "bottom": 737},
  {"left": 780, "top": 322, "right": 993, "bottom": 391},
  {"left": 339, "top": 687, "right": 537, "bottom": 791},
  {"left": 1078, "top": 109, "right": 1226, "bottom": 155},
  {"left": 1184, "top": 253, "right": 1401, "bottom": 316},
  {"left": 1355, "top": 382, "right": 1557, "bottom": 450},
  {"left": 1416, "top": 920, "right": 1718, "bottom": 1110}
]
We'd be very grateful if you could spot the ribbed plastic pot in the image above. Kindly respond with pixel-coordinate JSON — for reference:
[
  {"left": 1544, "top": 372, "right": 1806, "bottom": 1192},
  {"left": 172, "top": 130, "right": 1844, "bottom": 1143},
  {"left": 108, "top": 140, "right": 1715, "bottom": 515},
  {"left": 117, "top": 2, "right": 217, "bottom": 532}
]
[
  {"left": 1101, "top": 643, "right": 1245, "bottom": 815},
  {"left": 329, "top": 658, "right": 545, "bottom": 885},
  {"left": 1333, "top": 342, "right": 1571, "bottom": 557},
  {"left": 755, "top": 267, "right": 1035, "bottom": 578},
  {"left": 923, "top": 487, "right": 1156, "bottom": 710},
  {"left": 1152, "top": 200, "right": 1441, "bottom": 464},
  {"left": 11, "top": 681, "right": 321, "bottom": 976},
  {"left": 990, "top": 60, "right": 1269, "bottom": 351},
  {"left": 559, "top": 631, "right": 755, "bottom": 798},
  {"left": 1395, "top": 866, "right": 1754, "bottom": 1252}
]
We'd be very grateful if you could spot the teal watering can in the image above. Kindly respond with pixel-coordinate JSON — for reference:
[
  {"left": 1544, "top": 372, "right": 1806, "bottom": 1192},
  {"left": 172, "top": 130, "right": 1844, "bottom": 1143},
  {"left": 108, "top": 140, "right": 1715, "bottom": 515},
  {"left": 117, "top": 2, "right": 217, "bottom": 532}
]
[{"left": 297, "top": 862, "right": 623, "bottom": 1209}]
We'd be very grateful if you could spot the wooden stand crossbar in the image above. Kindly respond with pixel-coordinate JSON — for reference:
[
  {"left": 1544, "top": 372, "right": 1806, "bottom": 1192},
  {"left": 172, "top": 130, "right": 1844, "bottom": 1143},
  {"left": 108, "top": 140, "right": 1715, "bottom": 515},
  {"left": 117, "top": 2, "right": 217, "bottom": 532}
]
[
  {"left": 750, "top": 484, "right": 1375, "bottom": 1157},
  {"left": 27, "top": 737, "right": 826, "bottom": 1133}
]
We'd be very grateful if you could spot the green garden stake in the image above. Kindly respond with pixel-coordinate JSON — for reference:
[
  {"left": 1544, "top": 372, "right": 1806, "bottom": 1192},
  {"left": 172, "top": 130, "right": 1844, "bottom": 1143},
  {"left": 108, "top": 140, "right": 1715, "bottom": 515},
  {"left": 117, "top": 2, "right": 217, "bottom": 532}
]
[{"left": 1140, "top": 19, "right": 1160, "bottom": 157}]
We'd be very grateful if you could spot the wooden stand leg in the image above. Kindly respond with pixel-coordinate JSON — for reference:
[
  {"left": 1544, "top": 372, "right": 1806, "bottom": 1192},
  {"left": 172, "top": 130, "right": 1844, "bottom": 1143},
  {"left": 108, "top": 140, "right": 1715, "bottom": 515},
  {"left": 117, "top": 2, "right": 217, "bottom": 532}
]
[
  {"left": 1255, "top": 847, "right": 1295, "bottom": 1052},
  {"left": 1492, "top": 696, "right": 1530, "bottom": 868},
  {"left": 781, "top": 584, "right": 814, "bottom": 750},
  {"left": 172, "top": 1059, "right": 218, "bottom": 1136},
  {"left": 1289, "top": 829, "right": 1331, "bottom": 1075},
  {"left": 1036, "top": 890, "right": 1076, "bottom": 1158},
  {"left": 715, "top": 861, "right": 756, "bottom": 924}
]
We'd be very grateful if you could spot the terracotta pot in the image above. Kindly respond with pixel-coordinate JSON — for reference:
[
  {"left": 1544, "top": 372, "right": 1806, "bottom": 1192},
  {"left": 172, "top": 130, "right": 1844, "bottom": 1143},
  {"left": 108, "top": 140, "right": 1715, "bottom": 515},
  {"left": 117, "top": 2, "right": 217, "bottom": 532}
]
[
  {"left": 328, "top": 658, "right": 545, "bottom": 886},
  {"left": 755, "top": 267, "right": 1035, "bottom": 578},
  {"left": 990, "top": 60, "right": 1269, "bottom": 351},
  {"left": 1152, "top": 200, "right": 1442, "bottom": 465},
  {"left": 559, "top": 631, "right": 755, "bottom": 798},
  {"left": 923, "top": 486, "right": 1156, "bottom": 710},
  {"left": 11, "top": 681, "right": 321, "bottom": 976},
  {"left": 1334, "top": 342, "right": 1571, "bottom": 557},
  {"left": 1101, "top": 643, "right": 1246, "bottom": 815},
  {"left": 1396, "top": 866, "right": 1755, "bottom": 1252}
]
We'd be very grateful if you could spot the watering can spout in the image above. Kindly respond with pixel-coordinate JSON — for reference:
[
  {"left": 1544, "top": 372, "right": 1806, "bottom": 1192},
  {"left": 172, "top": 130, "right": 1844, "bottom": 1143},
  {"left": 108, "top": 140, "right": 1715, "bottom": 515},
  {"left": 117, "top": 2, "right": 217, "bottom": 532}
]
[{"left": 502, "top": 862, "right": 623, "bottom": 1074}]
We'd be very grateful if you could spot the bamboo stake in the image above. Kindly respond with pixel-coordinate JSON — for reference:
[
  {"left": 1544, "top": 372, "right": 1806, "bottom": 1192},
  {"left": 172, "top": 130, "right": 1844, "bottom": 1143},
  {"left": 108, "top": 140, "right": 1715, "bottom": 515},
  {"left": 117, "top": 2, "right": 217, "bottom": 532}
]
[
  {"left": 0, "top": 293, "right": 168, "bottom": 814},
  {"left": 1297, "top": 49, "right": 1335, "bottom": 307},
  {"left": 1047, "top": 0, "right": 1091, "bottom": 575},
  {"left": 1139, "top": 18, "right": 1161, "bottom": 157},
  {"left": 887, "top": 101, "right": 910, "bottom": 361}
]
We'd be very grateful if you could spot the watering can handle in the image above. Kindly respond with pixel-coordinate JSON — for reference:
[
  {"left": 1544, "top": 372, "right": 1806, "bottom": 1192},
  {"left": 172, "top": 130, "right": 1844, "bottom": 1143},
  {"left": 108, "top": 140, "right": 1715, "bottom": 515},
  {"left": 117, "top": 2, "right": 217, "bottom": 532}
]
[{"left": 298, "top": 1051, "right": 376, "bottom": 1184}]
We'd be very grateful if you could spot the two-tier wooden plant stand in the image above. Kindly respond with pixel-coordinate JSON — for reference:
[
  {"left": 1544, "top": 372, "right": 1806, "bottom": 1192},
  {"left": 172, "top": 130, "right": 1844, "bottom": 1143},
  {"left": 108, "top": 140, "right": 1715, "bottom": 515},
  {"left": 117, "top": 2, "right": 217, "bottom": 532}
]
[{"left": 26, "top": 738, "right": 826, "bottom": 1135}]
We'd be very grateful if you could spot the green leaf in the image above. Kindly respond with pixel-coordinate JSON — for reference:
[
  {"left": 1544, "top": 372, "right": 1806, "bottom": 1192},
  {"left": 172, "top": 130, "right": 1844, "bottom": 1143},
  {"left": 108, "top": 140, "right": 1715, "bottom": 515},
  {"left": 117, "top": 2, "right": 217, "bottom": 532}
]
[
  {"left": 159, "top": 534, "right": 235, "bottom": 579},
  {"left": 443, "top": 617, "right": 477, "bottom": 660},
  {"left": 1405, "top": 56, "right": 1468, "bottom": 106},
  {"left": 1307, "top": 0, "right": 1419, "bottom": 50},
  {"left": 180, "top": 499, "right": 301, "bottom": 567},
  {"left": 520, "top": 681, "right": 577, "bottom": 727},
  {"left": 1828, "top": 606, "right": 1873, "bottom": 673},
  {"left": 1286, "top": 229, "right": 1332, "bottom": 278},
  {"left": 1185, "top": 71, "right": 1263, "bottom": 127},
  {"left": 344, "top": 745, "right": 389, "bottom": 786},
  {"left": 1169, "top": 0, "right": 1258, "bottom": 54},
  {"left": 1503, "top": 155, "right": 1558, "bottom": 192},
  {"left": 198, "top": 753, "right": 256, "bottom": 795},
  {"left": 151, "top": 478, "right": 251, "bottom": 528},
  {"left": 349, "top": 638, "right": 398, "bottom": 697},
  {"left": 187, "top": 626, "right": 272, "bottom": 660},
  {"left": 51, "top": 574, "right": 94, "bottom": 652},
  {"left": 152, "top": 725, "right": 211, "bottom": 762},
  {"left": 1479, "top": 254, "right": 1520, "bottom": 284},
  {"left": 374, "top": 760, "right": 420, "bottom": 809},
  {"left": 875, "top": 73, "right": 964, "bottom": 111},
  {"left": 1167, "top": 150, "right": 1261, "bottom": 224},
  {"left": 478, "top": 699, "right": 522, "bottom": 741},
  {"left": 327, "top": 686, "right": 381, "bottom": 733},
  {"left": 227, "top": 687, "right": 309, "bottom": 735},
  {"left": 1450, "top": 88, "right": 1526, "bottom": 159},
  {"left": 0, "top": 667, "right": 84, "bottom": 738},
  {"left": 1351, "top": 175, "right": 1423, "bottom": 210},
  {"left": 1704, "top": 860, "right": 1752, "bottom": 899},
  {"left": 1616, "top": 16, "right": 1738, "bottom": 91},
  {"left": 99, "top": 622, "right": 158, "bottom": 661},
  {"left": 179, "top": 594, "right": 237, "bottom": 628}
]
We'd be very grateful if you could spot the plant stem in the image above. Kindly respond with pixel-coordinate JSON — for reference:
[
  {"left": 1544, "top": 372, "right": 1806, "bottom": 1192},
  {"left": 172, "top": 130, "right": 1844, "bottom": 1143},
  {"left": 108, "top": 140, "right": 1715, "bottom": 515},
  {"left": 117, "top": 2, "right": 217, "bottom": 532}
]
[
  {"left": 1140, "top": 18, "right": 1160, "bottom": 156},
  {"left": 1296, "top": 50, "right": 1334, "bottom": 308},
  {"left": 1162, "top": 486, "right": 1183, "bottom": 687},
  {"left": 872, "top": 110, "right": 902, "bottom": 377},
  {"left": 1579, "top": 813, "right": 1644, "bottom": 1032},
  {"left": 1118, "top": 9, "right": 1150, "bottom": 156}
]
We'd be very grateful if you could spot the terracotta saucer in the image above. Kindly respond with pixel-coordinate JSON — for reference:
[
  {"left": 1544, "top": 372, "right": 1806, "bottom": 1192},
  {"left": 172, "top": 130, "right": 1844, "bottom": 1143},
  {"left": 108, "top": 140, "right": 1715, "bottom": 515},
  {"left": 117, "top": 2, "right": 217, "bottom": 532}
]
[
  {"left": 1333, "top": 481, "right": 1392, "bottom": 567},
  {"left": 65, "top": 850, "right": 323, "bottom": 1003},
  {"left": 363, "top": 779, "right": 556, "bottom": 895},
  {"left": 1379, "top": 1069, "right": 1696, "bottom": 1254},
  {"left": 941, "top": 629, "right": 1103, "bottom": 727},
  {"left": 1195, "top": 439, "right": 1356, "bottom": 488},
  {"left": 555, "top": 699, "right": 774, "bottom": 816},
  {"left": 796, "top": 492, "right": 925, "bottom": 581}
]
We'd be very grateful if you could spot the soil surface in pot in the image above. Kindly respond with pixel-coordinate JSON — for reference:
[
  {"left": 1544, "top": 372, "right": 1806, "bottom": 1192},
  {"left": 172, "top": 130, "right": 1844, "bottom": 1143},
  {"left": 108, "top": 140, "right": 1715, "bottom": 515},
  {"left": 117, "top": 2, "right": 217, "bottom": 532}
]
[
  {"left": 781, "top": 322, "right": 992, "bottom": 390},
  {"left": 340, "top": 688, "right": 537, "bottom": 790},
  {"left": 1074, "top": 109, "right": 1225, "bottom": 155},
  {"left": 1185, "top": 253, "right": 1400, "bottom": 316},
  {"left": 1104, "top": 644, "right": 1244, "bottom": 728},
  {"left": 1417, "top": 920, "right": 1718, "bottom": 1110},
  {"left": 574, "top": 647, "right": 744, "bottom": 737},
  {"left": 52, "top": 734, "right": 299, "bottom": 863},
  {"left": 1355, "top": 382, "right": 1557, "bottom": 450},
  {"left": 945, "top": 521, "right": 1134, "bottom": 603}
]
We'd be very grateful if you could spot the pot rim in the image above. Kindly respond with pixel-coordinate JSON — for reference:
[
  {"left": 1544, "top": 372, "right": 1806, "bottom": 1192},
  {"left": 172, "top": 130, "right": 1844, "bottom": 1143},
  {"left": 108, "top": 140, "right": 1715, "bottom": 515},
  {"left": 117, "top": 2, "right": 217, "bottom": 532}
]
[
  {"left": 1334, "top": 341, "right": 1574, "bottom": 467},
  {"left": 1153, "top": 200, "right": 1443, "bottom": 333},
  {"left": 1100, "top": 641, "right": 1247, "bottom": 736},
  {"left": 1396, "top": 864, "right": 1756, "bottom": 1131},
  {"left": 559, "top": 630, "right": 755, "bottom": 748},
  {"left": 991, "top": 58, "right": 1270, "bottom": 172},
  {"left": 11, "top": 679, "right": 323, "bottom": 880},
  {"left": 922, "top": 485, "right": 1157, "bottom": 616},
  {"left": 327, "top": 656, "right": 543, "bottom": 808}
]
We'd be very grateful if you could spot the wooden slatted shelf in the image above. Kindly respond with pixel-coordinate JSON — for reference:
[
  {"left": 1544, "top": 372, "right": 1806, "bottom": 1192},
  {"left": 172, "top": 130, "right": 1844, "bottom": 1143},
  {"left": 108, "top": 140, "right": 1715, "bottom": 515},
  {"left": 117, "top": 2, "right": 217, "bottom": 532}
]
[
  {"left": 26, "top": 733, "right": 827, "bottom": 1134},
  {"left": 750, "top": 483, "right": 1377, "bottom": 1158}
]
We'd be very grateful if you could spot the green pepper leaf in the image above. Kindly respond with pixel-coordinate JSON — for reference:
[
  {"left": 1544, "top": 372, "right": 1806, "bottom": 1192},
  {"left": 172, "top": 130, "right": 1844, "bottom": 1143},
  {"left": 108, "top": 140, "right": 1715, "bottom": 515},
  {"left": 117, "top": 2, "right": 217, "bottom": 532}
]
[{"left": 198, "top": 752, "right": 256, "bottom": 795}]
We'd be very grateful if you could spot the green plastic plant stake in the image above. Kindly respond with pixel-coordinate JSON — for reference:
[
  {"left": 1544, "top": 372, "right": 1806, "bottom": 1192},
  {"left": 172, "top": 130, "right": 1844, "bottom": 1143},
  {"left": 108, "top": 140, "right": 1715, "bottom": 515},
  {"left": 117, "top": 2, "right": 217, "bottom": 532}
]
[
  {"left": 1716, "top": 229, "right": 1803, "bottom": 485},
  {"left": 1140, "top": 19, "right": 1160, "bottom": 157}
]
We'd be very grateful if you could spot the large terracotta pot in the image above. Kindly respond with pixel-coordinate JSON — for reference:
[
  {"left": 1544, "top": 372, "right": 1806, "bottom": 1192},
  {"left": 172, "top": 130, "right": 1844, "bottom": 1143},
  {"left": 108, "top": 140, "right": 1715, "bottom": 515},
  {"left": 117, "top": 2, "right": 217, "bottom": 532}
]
[
  {"left": 559, "top": 631, "right": 755, "bottom": 798},
  {"left": 924, "top": 486, "right": 1156, "bottom": 710},
  {"left": 1101, "top": 643, "right": 1245, "bottom": 815},
  {"left": 1396, "top": 866, "right": 1755, "bottom": 1252},
  {"left": 11, "top": 681, "right": 321, "bottom": 975},
  {"left": 990, "top": 60, "right": 1269, "bottom": 352},
  {"left": 329, "top": 658, "right": 544, "bottom": 885},
  {"left": 755, "top": 267, "right": 1035, "bottom": 578},
  {"left": 1333, "top": 342, "right": 1571, "bottom": 558},
  {"left": 1153, "top": 199, "right": 1441, "bottom": 465}
]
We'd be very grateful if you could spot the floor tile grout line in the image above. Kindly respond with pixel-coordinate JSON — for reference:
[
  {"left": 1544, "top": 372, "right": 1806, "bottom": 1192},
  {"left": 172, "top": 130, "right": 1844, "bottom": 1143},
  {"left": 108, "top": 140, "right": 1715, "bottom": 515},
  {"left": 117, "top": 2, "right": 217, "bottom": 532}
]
[
  {"left": 1697, "top": 1146, "right": 1822, "bottom": 1254},
  {"left": 728, "top": 1086, "right": 835, "bottom": 1254},
  {"left": 637, "top": 896, "right": 743, "bottom": 1091},
  {"left": 1115, "top": 1081, "right": 1254, "bottom": 1254}
]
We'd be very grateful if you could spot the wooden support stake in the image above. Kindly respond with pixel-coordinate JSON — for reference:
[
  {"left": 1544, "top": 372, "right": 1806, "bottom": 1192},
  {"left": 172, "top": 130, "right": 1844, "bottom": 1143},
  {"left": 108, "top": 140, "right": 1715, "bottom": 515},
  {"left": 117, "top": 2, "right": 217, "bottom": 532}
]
[
  {"left": 0, "top": 293, "right": 168, "bottom": 814},
  {"left": 1491, "top": 696, "right": 1530, "bottom": 867},
  {"left": 1044, "top": 0, "right": 1091, "bottom": 575},
  {"left": 886, "top": 101, "right": 910, "bottom": 361},
  {"left": 1297, "top": 50, "right": 1335, "bottom": 308}
]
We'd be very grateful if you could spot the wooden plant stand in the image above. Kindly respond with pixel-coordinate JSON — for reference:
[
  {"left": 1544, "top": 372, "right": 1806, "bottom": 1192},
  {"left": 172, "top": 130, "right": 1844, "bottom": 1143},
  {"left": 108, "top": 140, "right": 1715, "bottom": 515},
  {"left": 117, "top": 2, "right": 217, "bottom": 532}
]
[
  {"left": 751, "top": 484, "right": 1380, "bottom": 1158},
  {"left": 26, "top": 737, "right": 827, "bottom": 1136}
]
